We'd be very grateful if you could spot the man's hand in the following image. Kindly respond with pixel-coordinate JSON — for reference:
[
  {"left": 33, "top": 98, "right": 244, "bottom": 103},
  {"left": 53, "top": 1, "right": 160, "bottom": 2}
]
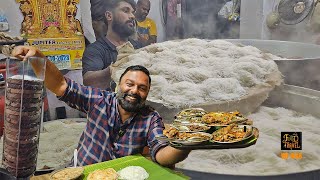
[
  {"left": 137, "top": 33, "right": 149, "bottom": 45},
  {"left": 12, "top": 46, "right": 67, "bottom": 96},
  {"left": 12, "top": 46, "right": 46, "bottom": 61},
  {"left": 137, "top": 33, "right": 157, "bottom": 47},
  {"left": 155, "top": 146, "right": 191, "bottom": 167},
  {"left": 83, "top": 67, "right": 112, "bottom": 90}
]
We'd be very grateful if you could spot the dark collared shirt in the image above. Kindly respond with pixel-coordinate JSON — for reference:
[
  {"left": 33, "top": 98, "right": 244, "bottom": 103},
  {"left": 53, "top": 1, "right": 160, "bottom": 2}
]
[{"left": 82, "top": 36, "right": 142, "bottom": 76}]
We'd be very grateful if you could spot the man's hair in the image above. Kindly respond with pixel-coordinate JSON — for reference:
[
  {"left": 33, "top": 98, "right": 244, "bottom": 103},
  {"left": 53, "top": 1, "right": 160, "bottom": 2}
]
[
  {"left": 119, "top": 65, "right": 152, "bottom": 85},
  {"left": 137, "top": 0, "right": 150, "bottom": 6},
  {"left": 102, "top": 0, "right": 136, "bottom": 14},
  {"left": 103, "top": 0, "right": 136, "bottom": 26}
]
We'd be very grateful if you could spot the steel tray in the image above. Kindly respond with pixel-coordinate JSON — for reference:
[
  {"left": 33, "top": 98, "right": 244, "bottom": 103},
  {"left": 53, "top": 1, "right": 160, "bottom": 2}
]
[{"left": 169, "top": 127, "right": 259, "bottom": 150}]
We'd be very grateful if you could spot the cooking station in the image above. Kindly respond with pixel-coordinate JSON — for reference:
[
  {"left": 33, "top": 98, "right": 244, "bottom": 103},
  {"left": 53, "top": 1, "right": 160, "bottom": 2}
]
[{"left": 176, "top": 39, "right": 320, "bottom": 179}]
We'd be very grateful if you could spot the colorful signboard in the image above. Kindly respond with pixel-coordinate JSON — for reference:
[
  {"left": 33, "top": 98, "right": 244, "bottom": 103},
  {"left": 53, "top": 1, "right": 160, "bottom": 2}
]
[
  {"left": 16, "top": 0, "right": 85, "bottom": 70},
  {"left": 27, "top": 37, "right": 84, "bottom": 69}
]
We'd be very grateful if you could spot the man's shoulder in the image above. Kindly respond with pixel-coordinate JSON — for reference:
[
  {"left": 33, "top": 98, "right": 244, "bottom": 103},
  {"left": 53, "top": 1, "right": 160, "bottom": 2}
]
[
  {"left": 104, "top": 91, "right": 117, "bottom": 98},
  {"left": 138, "top": 18, "right": 155, "bottom": 26},
  {"left": 100, "top": 90, "right": 117, "bottom": 102},
  {"left": 146, "top": 17, "right": 155, "bottom": 22},
  {"left": 146, "top": 17, "right": 156, "bottom": 25},
  {"left": 139, "top": 105, "right": 160, "bottom": 117},
  {"left": 86, "top": 37, "right": 114, "bottom": 51},
  {"left": 82, "top": 39, "right": 110, "bottom": 60},
  {"left": 129, "top": 38, "right": 143, "bottom": 49},
  {"left": 89, "top": 38, "right": 106, "bottom": 46}
]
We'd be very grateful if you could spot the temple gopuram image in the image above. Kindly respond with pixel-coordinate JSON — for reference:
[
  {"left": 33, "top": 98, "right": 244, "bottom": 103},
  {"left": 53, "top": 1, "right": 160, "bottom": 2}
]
[{"left": 17, "top": 0, "right": 85, "bottom": 69}]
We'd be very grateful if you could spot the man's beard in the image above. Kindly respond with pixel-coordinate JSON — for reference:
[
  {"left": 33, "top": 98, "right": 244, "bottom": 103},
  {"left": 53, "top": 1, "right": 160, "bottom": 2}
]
[
  {"left": 137, "top": 12, "right": 147, "bottom": 21},
  {"left": 112, "top": 17, "right": 135, "bottom": 38},
  {"left": 116, "top": 89, "right": 146, "bottom": 113}
]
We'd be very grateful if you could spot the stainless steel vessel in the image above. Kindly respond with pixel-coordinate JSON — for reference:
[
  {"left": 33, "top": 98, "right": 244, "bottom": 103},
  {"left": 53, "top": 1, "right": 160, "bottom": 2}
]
[
  {"left": 226, "top": 39, "right": 320, "bottom": 90},
  {"left": 177, "top": 83, "right": 320, "bottom": 180},
  {"left": 175, "top": 39, "right": 320, "bottom": 179},
  {"left": 150, "top": 39, "right": 320, "bottom": 122}
]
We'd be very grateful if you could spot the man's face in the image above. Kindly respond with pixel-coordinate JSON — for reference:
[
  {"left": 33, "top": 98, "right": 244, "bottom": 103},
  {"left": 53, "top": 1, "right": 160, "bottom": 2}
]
[
  {"left": 136, "top": 2, "right": 150, "bottom": 20},
  {"left": 111, "top": 2, "right": 136, "bottom": 38},
  {"left": 117, "top": 70, "right": 150, "bottom": 113}
]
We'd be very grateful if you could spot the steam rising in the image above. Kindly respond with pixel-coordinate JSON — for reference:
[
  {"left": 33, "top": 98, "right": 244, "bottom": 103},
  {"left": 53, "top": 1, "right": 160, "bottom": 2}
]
[{"left": 168, "top": 0, "right": 240, "bottom": 40}]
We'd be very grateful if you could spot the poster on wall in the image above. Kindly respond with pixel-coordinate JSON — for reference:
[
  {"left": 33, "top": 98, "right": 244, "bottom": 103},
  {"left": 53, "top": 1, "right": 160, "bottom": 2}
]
[
  {"left": 16, "top": 0, "right": 85, "bottom": 70},
  {"left": 26, "top": 38, "right": 84, "bottom": 69}
]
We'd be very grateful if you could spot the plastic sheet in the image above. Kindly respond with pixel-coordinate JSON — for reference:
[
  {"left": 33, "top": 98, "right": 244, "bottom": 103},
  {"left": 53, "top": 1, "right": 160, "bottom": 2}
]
[{"left": 2, "top": 57, "right": 46, "bottom": 178}]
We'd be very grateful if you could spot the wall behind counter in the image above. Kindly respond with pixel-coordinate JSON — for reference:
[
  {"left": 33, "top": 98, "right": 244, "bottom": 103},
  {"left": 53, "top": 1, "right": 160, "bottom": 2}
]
[
  {"left": 240, "top": 0, "right": 320, "bottom": 44},
  {"left": 47, "top": 70, "right": 84, "bottom": 120},
  {"left": 0, "top": 0, "right": 23, "bottom": 37}
]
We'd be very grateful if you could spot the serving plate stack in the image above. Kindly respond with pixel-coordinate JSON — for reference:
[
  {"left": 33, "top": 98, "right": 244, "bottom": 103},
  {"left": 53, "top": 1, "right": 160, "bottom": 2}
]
[{"left": 157, "top": 108, "right": 259, "bottom": 150}]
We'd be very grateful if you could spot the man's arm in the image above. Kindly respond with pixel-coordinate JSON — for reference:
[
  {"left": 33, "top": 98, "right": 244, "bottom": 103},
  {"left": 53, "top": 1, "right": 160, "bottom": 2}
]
[
  {"left": 82, "top": 44, "right": 112, "bottom": 89},
  {"left": 12, "top": 46, "right": 104, "bottom": 113},
  {"left": 147, "top": 115, "right": 190, "bottom": 167},
  {"left": 148, "top": 19, "right": 157, "bottom": 44},
  {"left": 83, "top": 68, "right": 112, "bottom": 90},
  {"left": 156, "top": 146, "right": 190, "bottom": 167},
  {"left": 148, "top": 35, "right": 157, "bottom": 44},
  {"left": 12, "top": 46, "right": 67, "bottom": 96},
  {"left": 137, "top": 34, "right": 157, "bottom": 47}
]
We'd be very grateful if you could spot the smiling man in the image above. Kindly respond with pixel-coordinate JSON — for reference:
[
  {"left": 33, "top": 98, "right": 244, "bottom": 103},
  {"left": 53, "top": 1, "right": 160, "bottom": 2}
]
[
  {"left": 12, "top": 45, "right": 191, "bottom": 167},
  {"left": 82, "top": 0, "right": 142, "bottom": 90}
]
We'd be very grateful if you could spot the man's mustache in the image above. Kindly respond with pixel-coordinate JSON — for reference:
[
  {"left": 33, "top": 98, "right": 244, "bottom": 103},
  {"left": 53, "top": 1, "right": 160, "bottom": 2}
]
[
  {"left": 126, "top": 20, "right": 134, "bottom": 24},
  {"left": 123, "top": 93, "right": 142, "bottom": 102}
]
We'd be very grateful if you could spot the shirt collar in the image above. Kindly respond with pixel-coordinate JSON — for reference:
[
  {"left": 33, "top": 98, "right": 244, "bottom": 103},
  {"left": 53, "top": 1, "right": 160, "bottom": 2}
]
[
  {"left": 102, "top": 36, "right": 117, "bottom": 51},
  {"left": 102, "top": 36, "right": 136, "bottom": 51}
]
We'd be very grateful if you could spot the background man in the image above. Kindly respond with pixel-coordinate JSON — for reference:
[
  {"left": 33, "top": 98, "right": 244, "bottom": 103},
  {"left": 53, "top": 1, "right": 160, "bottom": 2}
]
[
  {"left": 90, "top": 0, "right": 107, "bottom": 39},
  {"left": 135, "top": 0, "right": 157, "bottom": 46},
  {"left": 12, "top": 45, "right": 191, "bottom": 167},
  {"left": 82, "top": 0, "right": 141, "bottom": 90}
]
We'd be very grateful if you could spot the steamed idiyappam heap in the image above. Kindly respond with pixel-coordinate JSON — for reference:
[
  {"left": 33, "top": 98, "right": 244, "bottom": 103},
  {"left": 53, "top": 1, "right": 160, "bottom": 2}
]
[{"left": 112, "top": 39, "right": 282, "bottom": 108}]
